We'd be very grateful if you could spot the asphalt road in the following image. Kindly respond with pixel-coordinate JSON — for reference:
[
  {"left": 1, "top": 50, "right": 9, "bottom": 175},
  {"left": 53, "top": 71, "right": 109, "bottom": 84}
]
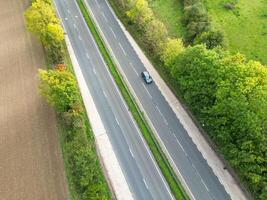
[
  {"left": 84, "top": 0, "right": 232, "bottom": 199},
  {"left": 53, "top": 0, "right": 174, "bottom": 199}
]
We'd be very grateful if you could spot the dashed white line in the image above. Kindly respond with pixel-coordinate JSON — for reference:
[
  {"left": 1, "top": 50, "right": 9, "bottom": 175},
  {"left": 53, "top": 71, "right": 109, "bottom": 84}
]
[
  {"left": 156, "top": 106, "right": 168, "bottom": 125},
  {"left": 129, "top": 148, "right": 134, "bottom": 158},
  {"left": 109, "top": 27, "right": 117, "bottom": 39},
  {"left": 201, "top": 179, "right": 209, "bottom": 192},
  {"left": 103, "top": 91, "right": 108, "bottom": 98},
  {"left": 119, "top": 42, "right": 127, "bottom": 56},
  {"left": 129, "top": 62, "right": 138, "bottom": 75},
  {"left": 67, "top": 9, "right": 70, "bottom": 14},
  {"left": 64, "top": 17, "right": 68, "bottom": 21},
  {"left": 78, "top": 35, "right": 82, "bottom": 40},
  {"left": 115, "top": 117, "right": 120, "bottom": 125},
  {"left": 75, "top": 15, "right": 78, "bottom": 18},
  {"left": 142, "top": 84, "right": 152, "bottom": 99},
  {"left": 93, "top": 67, "right": 97, "bottom": 74},
  {"left": 143, "top": 179, "right": 149, "bottom": 189},
  {"left": 73, "top": 23, "right": 77, "bottom": 29},
  {"left": 101, "top": 12, "right": 108, "bottom": 22},
  {"left": 173, "top": 133, "right": 186, "bottom": 154},
  {"left": 95, "top": 0, "right": 100, "bottom": 8},
  {"left": 86, "top": 53, "right": 90, "bottom": 59}
]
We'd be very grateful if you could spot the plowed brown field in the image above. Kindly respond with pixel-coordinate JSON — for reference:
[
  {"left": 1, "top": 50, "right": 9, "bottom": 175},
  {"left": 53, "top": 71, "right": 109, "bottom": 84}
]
[{"left": 0, "top": 0, "right": 69, "bottom": 199}]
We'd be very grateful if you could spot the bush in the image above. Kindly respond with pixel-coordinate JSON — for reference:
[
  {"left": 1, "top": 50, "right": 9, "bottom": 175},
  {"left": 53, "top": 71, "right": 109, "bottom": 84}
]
[
  {"left": 160, "top": 38, "right": 184, "bottom": 68},
  {"left": 194, "top": 30, "right": 225, "bottom": 49},
  {"left": 183, "top": 3, "right": 210, "bottom": 43}
]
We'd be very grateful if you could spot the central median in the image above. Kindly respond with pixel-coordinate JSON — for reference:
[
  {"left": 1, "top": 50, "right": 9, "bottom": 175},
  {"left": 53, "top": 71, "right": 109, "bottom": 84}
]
[{"left": 76, "top": 0, "right": 189, "bottom": 199}]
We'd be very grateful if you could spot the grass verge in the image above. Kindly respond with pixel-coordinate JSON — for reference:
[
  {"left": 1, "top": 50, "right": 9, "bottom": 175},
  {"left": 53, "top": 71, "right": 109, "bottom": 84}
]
[
  {"left": 55, "top": 44, "right": 111, "bottom": 200},
  {"left": 77, "top": 0, "right": 189, "bottom": 199}
]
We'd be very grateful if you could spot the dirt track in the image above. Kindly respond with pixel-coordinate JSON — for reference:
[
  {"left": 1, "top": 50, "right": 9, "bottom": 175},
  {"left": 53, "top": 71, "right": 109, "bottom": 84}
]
[{"left": 0, "top": 0, "right": 69, "bottom": 199}]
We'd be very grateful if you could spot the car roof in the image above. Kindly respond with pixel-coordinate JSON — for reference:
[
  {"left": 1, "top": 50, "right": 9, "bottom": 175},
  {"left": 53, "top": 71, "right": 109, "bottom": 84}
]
[{"left": 143, "top": 71, "right": 150, "bottom": 77}]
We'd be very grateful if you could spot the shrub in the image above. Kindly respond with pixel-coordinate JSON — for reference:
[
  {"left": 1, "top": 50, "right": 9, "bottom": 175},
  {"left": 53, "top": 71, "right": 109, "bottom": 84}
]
[
  {"left": 224, "top": 2, "right": 236, "bottom": 10},
  {"left": 194, "top": 30, "right": 225, "bottom": 49},
  {"left": 183, "top": 3, "right": 210, "bottom": 43},
  {"left": 160, "top": 38, "right": 184, "bottom": 68},
  {"left": 144, "top": 19, "right": 168, "bottom": 53}
]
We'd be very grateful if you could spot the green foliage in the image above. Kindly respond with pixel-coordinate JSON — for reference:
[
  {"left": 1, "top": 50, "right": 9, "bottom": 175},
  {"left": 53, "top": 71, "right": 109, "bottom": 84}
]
[
  {"left": 144, "top": 19, "right": 168, "bottom": 53},
  {"left": 24, "top": 0, "right": 64, "bottom": 64},
  {"left": 39, "top": 68, "right": 80, "bottom": 113},
  {"left": 172, "top": 45, "right": 267, "bottom": 199},
  {"left": 160, "top": 38, "right": 184, "bottom": 68},
  {"left": 194, "top": 30, "right": 225, "bottom": 49}
]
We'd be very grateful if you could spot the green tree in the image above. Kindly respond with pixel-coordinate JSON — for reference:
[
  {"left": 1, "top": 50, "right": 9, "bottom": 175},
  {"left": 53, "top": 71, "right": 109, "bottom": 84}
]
[
  {"left": 194, "top": 30, "right": 225, "bottom": 49},
  {"left": 160, "top": 38, "right": 184, "bottom": 68},
  {"left": 38, "top": 68, "right": 80, "bottom": 113},
  {"left": 144, "top": 19, "right": 168, "bottom": 53}
]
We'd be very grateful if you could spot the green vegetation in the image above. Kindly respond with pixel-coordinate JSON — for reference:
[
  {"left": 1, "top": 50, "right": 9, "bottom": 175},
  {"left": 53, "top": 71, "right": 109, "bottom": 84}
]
[
  {"left": 171, "top": 45, "right": 267, "bottom": 199},
  {"left": 148, "top": 0, "right": 185, "bottom": 38},
  {"left": 24, "top": 0, "right": 64, "bottom": 64},
  {"left": 108, "top": 0, "right": 267, "bottom": 199},
  {"left": 76, "top": 0, "right": 189, "bottom": 199},
  {"left": 25, "top": 1, "right": 111, "bottom": 199},
  {"left": 204, "top": 0, "right": 267, "bottom": 64}
]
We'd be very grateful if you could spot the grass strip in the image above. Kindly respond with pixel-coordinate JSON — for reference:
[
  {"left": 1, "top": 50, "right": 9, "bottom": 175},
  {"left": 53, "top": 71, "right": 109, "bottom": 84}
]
[{"left": 77, "top": 0, "right": 189, "bottom": 199}]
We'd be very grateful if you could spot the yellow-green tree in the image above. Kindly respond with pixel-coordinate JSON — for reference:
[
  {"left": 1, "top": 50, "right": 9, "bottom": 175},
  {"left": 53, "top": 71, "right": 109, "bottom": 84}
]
[
  {"left": 24, "top": 0, "right": 64, "bottom": 64},
  {"left": 160, "top": 38, "right": 184, "bottom": 68}
]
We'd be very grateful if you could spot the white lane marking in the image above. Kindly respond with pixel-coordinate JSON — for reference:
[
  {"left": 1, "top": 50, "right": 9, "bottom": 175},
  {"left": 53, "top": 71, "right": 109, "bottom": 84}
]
[
  {"left": 78, "top": 35, "right": 82, "bottom": 40},
  {"left": 95, "top": 0, "right": 101, "bottom": 8},
  {"left": 67, "top": 9, "right": 70, "bottom": 14},
  {"left": 129, "top": 148, "right": 134, "bottom": 158},
  {"left": 101, "top": 12, "right": 108, "bottom": 22},
  {"left": 129, "top": 62, "right": 138, "bottom": 75},
  {"left": 109, "top": 27, "right": 117, "bottom": 39},
  {"left": 143, "top": 179, "right": 149, "bottom": 189},
  {"left": 103, "top": 91, "right": 108, "bottom": 98},
  {"left": 75, "top": 15, "right": 78, "bottom": 18},
  {"left": 156, "top": 106, "right": 168, "bottom": 125},
  {"left": 93, "top": 67, "right": 97, "bottom": 74},
  {"left": 86, "top": 53, "right": 90, "bottom": 59},
  {"left": 142, "top": 84, "right": 152, "bottom": 99},
  {"left": 201, "top": 178, "right": 209, "bottom": 192},
  {"left": 73, "top": 23, "right": 77, "bottom": 29},
  {"left": 173, "top": 133, "right": 187, "bottom": 155},
  {"left": 118, "top": 42, "right": 127, "bottom": 56},
  {"left": 192, "top": 163, "right": 210, "bottom": 192},
  {"left": 115, "top": 117, "right": 120, "bottom": 125},
  {"left": 64, "top": 17, "right": 68, "bottom": 20}
]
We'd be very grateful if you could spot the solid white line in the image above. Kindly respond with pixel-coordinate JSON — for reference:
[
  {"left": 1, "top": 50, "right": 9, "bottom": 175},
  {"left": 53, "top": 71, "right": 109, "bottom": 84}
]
[
  {"left": 142, "top": 84, "right": 152, "bottom": 99},
  {"left": 109, "top": 27, "right": 117, "bottom": 39},
  {"left": 119, "top": 42, "right": 127, "bottom": 56},
  {"left": 101, "top": 12, "right": 108, "bottom": 22},
  {"left": 143, "top": 179, "right": 149, "bottom": 189}
]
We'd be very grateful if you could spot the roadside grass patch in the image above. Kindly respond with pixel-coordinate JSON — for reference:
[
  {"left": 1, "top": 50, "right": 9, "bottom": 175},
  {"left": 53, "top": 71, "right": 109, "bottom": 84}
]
[
  {"left": 204, "top": 0, "right": 267, "bottom": 64},
  {"left": 148, "top": 0, "right": 185, "bottom": 38},
  {"left": 77, "top": 0, "right": 189, "bottom": 199}
]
